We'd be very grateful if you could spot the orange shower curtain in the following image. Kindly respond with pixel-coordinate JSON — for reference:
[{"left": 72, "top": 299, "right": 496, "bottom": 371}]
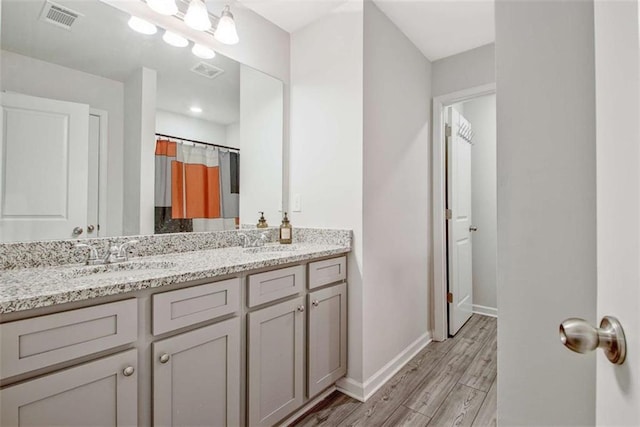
[
  {"left": 155, "top": 138, "right": 239, "bottom": 234},
  {"left": 171, "top": 158, "right": 221, "bottom": 219}
]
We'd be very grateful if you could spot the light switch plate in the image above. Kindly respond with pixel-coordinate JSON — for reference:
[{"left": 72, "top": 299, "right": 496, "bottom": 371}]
[{"left": 292, "top": 194, "right": 302, "bottom": 212}]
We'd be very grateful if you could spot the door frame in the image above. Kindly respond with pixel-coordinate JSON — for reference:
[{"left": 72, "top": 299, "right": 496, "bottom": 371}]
[
  {"left": 432, "top": 83, "right": 496, "bottom": 342},
  {"left": 89, "top": 108, "right": 109, "bottom": 237}
]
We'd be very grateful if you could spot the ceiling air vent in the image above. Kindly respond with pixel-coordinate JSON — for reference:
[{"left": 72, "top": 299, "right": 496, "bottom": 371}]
[
  {"left": 39, "top": 1, "right": 83, "bottom": 31},
  {"left": 191, "top": 62, "right": 225, "bottom": 80}
]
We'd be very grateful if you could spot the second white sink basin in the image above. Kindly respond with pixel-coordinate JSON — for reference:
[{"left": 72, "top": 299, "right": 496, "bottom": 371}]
[{"left": 243, "top": 245, "right": 299, "bottom": 254}]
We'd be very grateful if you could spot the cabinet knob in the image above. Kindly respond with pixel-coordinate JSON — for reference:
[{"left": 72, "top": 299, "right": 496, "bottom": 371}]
[
  {"left": 297, "top": 305, "right": 305, "bottom": 312},
  {"left": 72, "top": 226, "right": 83, "bottom": 236},
  {"left": 159, "top": 353, "right": 170, "bottom": 364},
  {"left": 312, "top": 300, "right": 319, "bottom": 307},
  {"left": 123, "top": 366, "right": 135, "bottom": 377}
]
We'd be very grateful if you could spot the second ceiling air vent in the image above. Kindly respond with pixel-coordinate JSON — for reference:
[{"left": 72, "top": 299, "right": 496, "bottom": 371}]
[
  {"left": 39, "top": 0, "right": 83, "bottom": 31},
  {"left": 190, "top": 62, "right": 225, "bottom": 80}
]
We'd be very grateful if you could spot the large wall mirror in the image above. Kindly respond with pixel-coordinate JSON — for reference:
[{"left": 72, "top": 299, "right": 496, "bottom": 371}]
[{"left": 0, "top": 0, "right": 284, "bottom": 243}]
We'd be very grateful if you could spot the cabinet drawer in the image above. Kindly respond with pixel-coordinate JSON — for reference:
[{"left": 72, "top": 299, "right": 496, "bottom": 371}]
[
  {"left": 247, "top": 265, "right": 305, "bottom": 307},
  {"left": 308, "top": 256, "right": 347, "bottom": 289},
  {"left": 0, "top": 299, "right": 137, "bottom": 380},
  {"left": 152, "top": 278, "right": 240, "bottom": 336}
]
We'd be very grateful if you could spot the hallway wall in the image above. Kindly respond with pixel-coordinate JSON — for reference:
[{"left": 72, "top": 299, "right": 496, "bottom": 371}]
[{"left": 463, "top": 94, "right": 497, "bottom": 315}]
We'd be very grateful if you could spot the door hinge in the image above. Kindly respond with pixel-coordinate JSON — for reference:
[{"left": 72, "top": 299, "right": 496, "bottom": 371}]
[
  {"left": 447, "top": 292, "right": 453, "bottom": 304},
  {"left": 445, "top": 209, "right": 452, "bottom": 220},
  {"left": 445, "top": 124, "right": 452, "bottom": 137}
]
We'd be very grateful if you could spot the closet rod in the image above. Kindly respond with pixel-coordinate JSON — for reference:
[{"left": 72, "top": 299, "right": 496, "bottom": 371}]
[{"left": 155, "top": 133, "right": 240, "bottom": 152}]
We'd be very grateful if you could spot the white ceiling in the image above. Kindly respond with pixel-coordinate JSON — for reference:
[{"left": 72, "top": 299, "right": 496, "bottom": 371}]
[
  {"left": 239, "top": 0, "right": 494, "bottom": 62},
  {"left": 239, "top": 0, "right": 349, "bottom": 33},
  {"left": 2, "top": 0, "right": 241, "bottom": 124},
  {"left": 373, "top": 0, "right": 494, "bottom": 61}
]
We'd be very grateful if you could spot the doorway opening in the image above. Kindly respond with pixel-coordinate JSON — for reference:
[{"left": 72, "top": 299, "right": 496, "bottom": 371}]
[{"left": 432, "top": 84, "right": 496, "bottom": 340}]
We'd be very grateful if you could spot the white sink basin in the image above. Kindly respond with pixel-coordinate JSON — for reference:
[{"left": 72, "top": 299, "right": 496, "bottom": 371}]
[
  {"left": 243, "top": 245, "right": 299, "bottom": 254},
  {"left": 62, "top": 261, "right": 177, "bottom": 280}
]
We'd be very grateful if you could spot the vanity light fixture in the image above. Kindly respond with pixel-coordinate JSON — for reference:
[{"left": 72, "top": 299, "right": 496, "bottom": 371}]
[
  {"left": 128, "top": 16, "right": 157, "bottom": 35},
  {"left": 184, "top": 0, "right": 211, "bottom": 31},
  {"left": 214, "top": 5, "right": 239, "bottom": 45},
  {"left": 163, "top": 30, "right": 189, "bottom": 47},
  {"left": 192, "top": 43, "right": 216, "bottom": 59},
  {"left": 146, "top": 0, "right": 178, "bottom": 16},
  {"left": 190, "top": 106, "right": 203, "bottom": 113}
]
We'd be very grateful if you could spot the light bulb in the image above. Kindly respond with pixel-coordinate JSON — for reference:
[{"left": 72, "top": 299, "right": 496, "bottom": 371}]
[
  {"left": 163, "top": 30, "right": 188, "bottom": 47},
  {"left": 214, "top": 6, "right": 239, "bottom": 45},
  {"left": 184, "top": 0, "right": 211, "bottom": 31},
  {"left": 146, "top": 0, "right": 178, "bottom": 15},
  {"left": 128, "top": 16, "right": 157, "bottom": 35},
  {"left": 192, "top": 44, "right": 216, "bottom": 59}
]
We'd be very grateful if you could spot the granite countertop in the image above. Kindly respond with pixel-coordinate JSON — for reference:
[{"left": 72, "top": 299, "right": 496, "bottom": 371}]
[{"left": 0, "top": 243, "right": 350, "bottom": 314}]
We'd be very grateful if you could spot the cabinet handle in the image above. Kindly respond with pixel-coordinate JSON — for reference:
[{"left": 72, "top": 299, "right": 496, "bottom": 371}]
[
  {"left": 297, "top": 305, "right": 305, "bottom": 312},
  {"left": 123, "top": 366, "right": 135, "bottom": 377},
  {"left": 312, "top": 300, "right": 319, "bottom": 307},
  {"left": 159, "top": 353, "right": 170, "bottom": 364}
]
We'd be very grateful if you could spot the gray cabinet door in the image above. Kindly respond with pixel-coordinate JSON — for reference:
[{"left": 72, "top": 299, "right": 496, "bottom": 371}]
[
  {"left": 248, "top": 296, "right": 305, "bottom": 426},
  {"left": 308, "top": 283, "right": 347, "bottom": 397},
  {"left": 0, "top": 349, "right": 138, "bottom": 427},
  {"left": 153, "top": 317, "right": 240, "bottom": 427}
]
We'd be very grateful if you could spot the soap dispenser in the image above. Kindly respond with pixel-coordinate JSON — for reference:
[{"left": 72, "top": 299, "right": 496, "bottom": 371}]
[
  {"left": 279, "top": 212, "right": 292, "bottom": 244},
  {"left": 257, "top": 212, "right": 268, "bottom": 228}
]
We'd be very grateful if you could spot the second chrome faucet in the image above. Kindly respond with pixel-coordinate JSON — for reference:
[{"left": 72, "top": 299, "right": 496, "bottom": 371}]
[{"left": 75, "top": 240, "right": 139, "bottom": 265}]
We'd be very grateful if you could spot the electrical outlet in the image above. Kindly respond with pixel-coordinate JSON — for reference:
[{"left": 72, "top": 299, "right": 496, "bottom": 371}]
[{"left": 292, "top": 194, "right": 302, "bottom": 212}]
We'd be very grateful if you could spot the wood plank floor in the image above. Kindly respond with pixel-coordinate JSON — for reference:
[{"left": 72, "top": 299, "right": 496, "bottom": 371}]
[{"left": 291, "top": 315, "right": 497, "bottom": 427}]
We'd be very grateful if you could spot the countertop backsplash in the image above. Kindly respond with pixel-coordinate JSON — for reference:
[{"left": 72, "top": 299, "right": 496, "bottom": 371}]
[{"left": 0, "top": 228, "right": 352, "bottom": 270}]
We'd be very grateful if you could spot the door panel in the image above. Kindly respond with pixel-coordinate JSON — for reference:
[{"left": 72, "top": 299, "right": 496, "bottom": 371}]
[
  {"left": 152, "top": 318, "right": 240, "bottom": 427},
  {"left": 594, "top": 1, "right": 640, "bottom": 424},
  {"left": 447, "top": 107, "right": 474, "bottom": 335},
  {"left": 308, "top": 283, "right": 347, "bottom": 397},
  {"left": 248, "top": 296, "right": 304, "bottom": 426},
  {"left": 0, "top": 92, "right": 89, "bottom": 242},
  {"left": 0, "top": 349, "right": 137, "bottom": 426}
]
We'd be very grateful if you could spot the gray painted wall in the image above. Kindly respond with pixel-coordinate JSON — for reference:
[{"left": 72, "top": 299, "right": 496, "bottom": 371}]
[
  {"left": 463, "top": 95, "right": 497, "bottom": 313},
  {"left": 432, "top": 44, "right": 495, "bottom": 97},
  {"left": 496, "top": 0, "right": 596, "bottom": 424},
  {"left": 363, "top": 0, "right": 432, "bottom": 380}
]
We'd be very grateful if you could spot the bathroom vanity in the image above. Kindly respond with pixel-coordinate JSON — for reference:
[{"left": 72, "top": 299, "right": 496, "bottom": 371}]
[{"left": 0, "top": 229, "right": 351, "bottom": 426}]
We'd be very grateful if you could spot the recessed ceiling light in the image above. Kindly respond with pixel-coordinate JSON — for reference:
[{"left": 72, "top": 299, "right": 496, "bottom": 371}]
[
  {"left": 191, "top": 44, "right": 216, "bottom": 59},
  {"left": 163, "top": 30, "right": 188, "bottom": 47},
  {"left": 128, "top": 16, "right": 157, "bottom": 35},
  {"left": 190, "top": 106, "right": 203, "bottom": 113}
]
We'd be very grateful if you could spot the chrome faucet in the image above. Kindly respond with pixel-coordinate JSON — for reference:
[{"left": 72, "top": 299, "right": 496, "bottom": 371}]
[
  {"left": 238, "top": 232, "right": 269, "bottom": 248},
  {"left": 74, "top": 243, "right": 102, "bottom": 265},
  {"left": 75, "top": 240, "right": 139, "bottom": 265}
]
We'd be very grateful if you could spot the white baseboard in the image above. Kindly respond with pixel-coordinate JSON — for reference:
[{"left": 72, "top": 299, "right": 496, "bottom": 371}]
[
  {"left": 280, "top": 386, "right": 336, "bottom": 426},
  {"left": 336, "top": 331, "right": 432, "bottom": 402},
  {"left": 472, "top": 304, "right": 498, "bottom": 318}
]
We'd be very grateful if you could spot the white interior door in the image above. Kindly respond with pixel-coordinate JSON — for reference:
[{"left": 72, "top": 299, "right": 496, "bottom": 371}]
[
  {"left": 0, "top": 92, "right": 89, "bottom": 242},
  {"left": 447, "top": 107, "right": 474, "bottom": 335},
  {"left": 594, "top": 1, "right": 639, "bottom": 424}
]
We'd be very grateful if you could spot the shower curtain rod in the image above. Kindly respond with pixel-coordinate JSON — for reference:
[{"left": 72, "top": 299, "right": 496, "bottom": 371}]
[{"left": 155, "top": 133, "right": 240, "bottom": 152}]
